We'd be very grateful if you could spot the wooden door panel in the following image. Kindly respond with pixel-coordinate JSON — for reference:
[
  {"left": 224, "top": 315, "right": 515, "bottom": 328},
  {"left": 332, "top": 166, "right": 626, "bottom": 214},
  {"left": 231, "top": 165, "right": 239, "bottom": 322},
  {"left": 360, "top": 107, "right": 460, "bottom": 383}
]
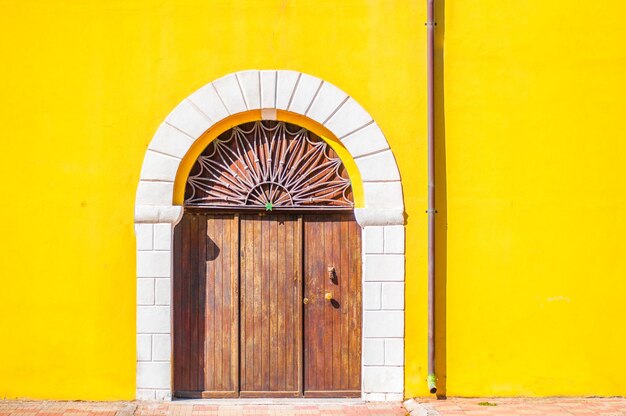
[
  {"left": 239, "top": 214, "right": 302, "bottom": 397},
  {"left": 203, "top": 214, "right": 239, "bottom": 396},
  {"left": 303, "top": 214, "right": 362, "bottom": 397},
  {"left": 173, "top": 213, "right": 204, "bottom": 396},
  {"left": 173, "top": 212, "right": 239, "bottom": 398}
]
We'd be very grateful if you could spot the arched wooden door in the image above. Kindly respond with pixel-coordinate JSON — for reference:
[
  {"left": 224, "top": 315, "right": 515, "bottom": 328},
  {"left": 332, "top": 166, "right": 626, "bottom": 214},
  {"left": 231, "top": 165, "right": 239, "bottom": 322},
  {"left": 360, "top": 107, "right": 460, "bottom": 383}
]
[{"left": 172, "top": 121, "right": 362, "bottom": 398}]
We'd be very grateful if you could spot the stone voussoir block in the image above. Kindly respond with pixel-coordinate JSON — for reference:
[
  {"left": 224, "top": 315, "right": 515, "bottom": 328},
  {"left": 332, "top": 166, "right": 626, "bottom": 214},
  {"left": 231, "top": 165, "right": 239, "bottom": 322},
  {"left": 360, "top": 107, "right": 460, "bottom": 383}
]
[
  {"left": 288, "top": 73, "right": 322, "bottom": 115},
  {"left": 341, "top": 122, "right": 389, "bottom": 158},
  {"left": 213, "top": 73, "right": 247, "bottom": 114},
  {"left": 148, "top": 123, "right": 195, "bottom": 160},
  {"left": 140, "top": 151, "right": 181, "bottom": 183},
  {"left": 324, "top": 97, "right": 373, "bottom": 138},
  {"left": 188, "top": 83, "right": 230, "bottom": 122},
  {"left": 236, "top": 70, "right": 261, "bottom": 110},
  {"left": 306, "top": 81, "right": 348, "bottom": 125},
  {"left": 166, "top": 99, "right": 213, "bottom": 138},
  {"left": 355, "top": 150, "right": 401, "bottom": 182},
  {"left": 276, "top": 70, "right": 300, "bottom": 110}
]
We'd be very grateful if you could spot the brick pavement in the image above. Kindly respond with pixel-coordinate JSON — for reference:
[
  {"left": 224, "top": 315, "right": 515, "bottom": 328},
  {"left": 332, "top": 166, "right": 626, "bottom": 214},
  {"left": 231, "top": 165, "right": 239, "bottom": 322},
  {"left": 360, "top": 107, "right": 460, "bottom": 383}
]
[
  {"left": 2, "top": 399, "right": 625, "bottom": 416},
  {"left": 415, "top": 398, "right": 626, "bottom": 416},
  {"left": 0, "top": 401, "right": 406, "bottom": 416}
]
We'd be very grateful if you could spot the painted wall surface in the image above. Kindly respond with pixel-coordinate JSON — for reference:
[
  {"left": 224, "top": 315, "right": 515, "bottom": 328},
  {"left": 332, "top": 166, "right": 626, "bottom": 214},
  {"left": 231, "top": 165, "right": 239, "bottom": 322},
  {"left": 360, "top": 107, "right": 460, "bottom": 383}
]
[
  {"left": 440, "top": 0, "right": 626, "bottom": 396},
  {"left": 0, "top": 0, "right": 624, "bottom": 400}
]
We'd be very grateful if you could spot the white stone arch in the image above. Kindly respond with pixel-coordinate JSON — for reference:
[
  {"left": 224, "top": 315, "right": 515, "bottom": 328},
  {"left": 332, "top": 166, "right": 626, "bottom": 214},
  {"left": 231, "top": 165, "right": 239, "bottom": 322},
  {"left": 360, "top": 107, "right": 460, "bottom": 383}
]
[{"left": 134, "top": 70, "right": 405, "bottom": 401}]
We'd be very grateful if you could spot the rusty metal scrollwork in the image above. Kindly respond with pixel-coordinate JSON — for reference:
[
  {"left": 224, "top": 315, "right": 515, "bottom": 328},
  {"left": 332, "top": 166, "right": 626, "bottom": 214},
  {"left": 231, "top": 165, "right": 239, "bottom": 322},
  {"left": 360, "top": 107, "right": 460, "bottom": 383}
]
[{"left": 184, "top": 121, "right": 353, "bottom": 210}]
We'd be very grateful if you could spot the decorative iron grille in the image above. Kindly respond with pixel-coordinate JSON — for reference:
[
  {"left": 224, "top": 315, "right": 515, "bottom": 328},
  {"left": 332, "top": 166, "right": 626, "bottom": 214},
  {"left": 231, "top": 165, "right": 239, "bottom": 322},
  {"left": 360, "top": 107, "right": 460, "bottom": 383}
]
[{"left": 184, "top": 120, "right": 353, "bottom": 210}]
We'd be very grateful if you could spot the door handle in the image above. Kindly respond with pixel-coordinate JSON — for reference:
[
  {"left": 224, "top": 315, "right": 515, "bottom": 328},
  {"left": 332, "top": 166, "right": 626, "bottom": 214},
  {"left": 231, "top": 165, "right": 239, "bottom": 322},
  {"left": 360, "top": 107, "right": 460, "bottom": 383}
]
[
  {"left": 325, "top": 292, "right": 333, "bottom": 301},
  {"left": 303, "top": 297, "right": 309, "bottom": 305}
]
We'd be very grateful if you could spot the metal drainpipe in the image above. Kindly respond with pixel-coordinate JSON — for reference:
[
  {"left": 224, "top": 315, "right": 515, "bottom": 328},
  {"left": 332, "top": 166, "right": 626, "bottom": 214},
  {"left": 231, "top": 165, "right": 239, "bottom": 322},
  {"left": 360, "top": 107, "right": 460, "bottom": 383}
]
[{"left": 426, "top": 0, "right": 438, "bottom": 395}]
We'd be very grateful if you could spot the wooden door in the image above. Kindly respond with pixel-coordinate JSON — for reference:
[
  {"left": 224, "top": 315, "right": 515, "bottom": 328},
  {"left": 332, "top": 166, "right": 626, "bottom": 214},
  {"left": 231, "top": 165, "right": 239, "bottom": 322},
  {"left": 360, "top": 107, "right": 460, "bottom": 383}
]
[
  {"left": 303, "top": 213, "right": 362, "bottom": 397},
  {"left": 173, "top": 211, "right": 361, "bottom": 398},
  {"left": 173, "top": 212, "right": 239, "bottom": 398},
  {"left": 239, "top": 214, "right": 303, "bottom": 397}
]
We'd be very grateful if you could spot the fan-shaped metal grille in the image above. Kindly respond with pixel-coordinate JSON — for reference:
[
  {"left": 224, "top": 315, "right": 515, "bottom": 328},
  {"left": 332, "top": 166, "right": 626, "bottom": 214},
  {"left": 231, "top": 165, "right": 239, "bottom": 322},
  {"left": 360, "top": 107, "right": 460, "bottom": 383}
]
[{"left": 184, "top": 120, "right": 353, "bottom": 210}]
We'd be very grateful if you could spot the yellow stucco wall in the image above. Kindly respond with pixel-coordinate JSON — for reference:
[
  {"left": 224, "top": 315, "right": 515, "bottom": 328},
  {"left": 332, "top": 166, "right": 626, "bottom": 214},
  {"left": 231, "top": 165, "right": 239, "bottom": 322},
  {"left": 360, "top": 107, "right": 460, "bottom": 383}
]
[
  {"left": 0, "top": 0, "right": 624, "bottom": 400},
  {"left": 440, "top": 1, "right": 626, "bottom": 396}
]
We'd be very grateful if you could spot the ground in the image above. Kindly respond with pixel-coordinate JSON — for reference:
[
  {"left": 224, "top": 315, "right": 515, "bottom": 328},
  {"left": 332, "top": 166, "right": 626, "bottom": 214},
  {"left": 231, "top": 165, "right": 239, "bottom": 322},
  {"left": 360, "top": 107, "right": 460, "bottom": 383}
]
[
  {"left": 0, "top": 401, "right": 405, "bottom": 416},
  {"left": 418, "top": 398, "right": 626, "bottom": 415},
  {"left": 1, "top": 399, "right": 625, "bottom": 416}
]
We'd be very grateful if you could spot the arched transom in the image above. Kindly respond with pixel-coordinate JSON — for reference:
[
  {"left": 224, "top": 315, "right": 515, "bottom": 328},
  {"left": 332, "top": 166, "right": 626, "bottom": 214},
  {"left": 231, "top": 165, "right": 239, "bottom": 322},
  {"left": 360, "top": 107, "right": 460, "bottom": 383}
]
[{"left": 184, "top": 120, "right": 353, "bottom": 210}]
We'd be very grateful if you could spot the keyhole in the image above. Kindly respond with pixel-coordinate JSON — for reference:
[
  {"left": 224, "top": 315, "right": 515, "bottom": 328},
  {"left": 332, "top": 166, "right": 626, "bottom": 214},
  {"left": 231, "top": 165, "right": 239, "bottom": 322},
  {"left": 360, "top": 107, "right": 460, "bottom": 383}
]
[{"left": 328, "top": 266, "right": 338, "bottom": 285}]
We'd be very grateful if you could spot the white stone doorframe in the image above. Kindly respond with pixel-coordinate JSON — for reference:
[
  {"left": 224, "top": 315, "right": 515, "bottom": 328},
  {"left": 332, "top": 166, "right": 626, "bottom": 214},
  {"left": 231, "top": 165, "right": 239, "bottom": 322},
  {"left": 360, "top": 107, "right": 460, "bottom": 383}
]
[{"left": 134, "top": 70, "right": 406, "bottom": 401}]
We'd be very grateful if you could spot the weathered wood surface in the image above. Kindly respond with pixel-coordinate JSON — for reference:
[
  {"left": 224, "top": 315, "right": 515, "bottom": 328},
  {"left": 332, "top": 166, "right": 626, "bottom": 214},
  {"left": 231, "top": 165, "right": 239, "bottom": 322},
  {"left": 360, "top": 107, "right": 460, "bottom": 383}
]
[
  {"left": 173, "top": 211, "right": 360, "bottom": 398},
  {"left": 303, "top": 214, "right": 362, "bottom": 397}
]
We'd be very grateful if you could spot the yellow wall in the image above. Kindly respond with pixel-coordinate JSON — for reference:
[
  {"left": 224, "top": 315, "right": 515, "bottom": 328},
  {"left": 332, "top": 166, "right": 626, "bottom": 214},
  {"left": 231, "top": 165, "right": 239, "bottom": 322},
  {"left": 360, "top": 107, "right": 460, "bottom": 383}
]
[
  {"left": 0, "top": 0, "right": 624, "bottom": 400},
  {"left": 440, "top": 0, "right": 626, "bottom": 396}
]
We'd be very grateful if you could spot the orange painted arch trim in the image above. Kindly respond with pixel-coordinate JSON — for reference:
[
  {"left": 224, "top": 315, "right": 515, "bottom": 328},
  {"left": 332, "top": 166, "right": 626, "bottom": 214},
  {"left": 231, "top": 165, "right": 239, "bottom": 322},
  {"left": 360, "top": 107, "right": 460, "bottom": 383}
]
[{"left": 172, "top": 110, "right": 365, "bottom": 208}]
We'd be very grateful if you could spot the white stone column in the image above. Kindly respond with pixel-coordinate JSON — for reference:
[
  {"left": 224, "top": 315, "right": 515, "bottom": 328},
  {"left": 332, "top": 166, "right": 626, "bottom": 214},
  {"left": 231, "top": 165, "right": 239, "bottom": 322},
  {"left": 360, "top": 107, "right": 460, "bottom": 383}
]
[
  {"left": 361, "top": 224, "right": 405, "bottom": 402},
  {"left": 135, "top": 222, "right": 174, "bottom": 400}
]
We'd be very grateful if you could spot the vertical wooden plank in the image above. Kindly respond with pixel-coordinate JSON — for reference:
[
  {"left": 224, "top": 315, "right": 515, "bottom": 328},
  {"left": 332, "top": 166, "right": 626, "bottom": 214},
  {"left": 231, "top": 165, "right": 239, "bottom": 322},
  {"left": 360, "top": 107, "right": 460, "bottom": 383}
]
[
  {"left": 302, "top": 216, "right": 311, "bottom": 391},
  {"left": 268, "top": 215, "right": 278, "bottom": 391},
  {"left": 296, "top": 214, "right": 304, "bottom": 396},
  {"left": 239, "top": 216, "right": 246, "bottom": 392},
  {"left": 244, "top": 215, "right": 255, "bottom": 392},
  {"left": 182, "top": 213, "right": 189, "bottom": 392},
  {"left": 214, "top": 216, "right": 224, "bottom": 390},
  {"left": 180, "top": 214, "right": 189, "bottom": 391},
  {"left": 204, "top": 215, "right": 214, "bottom": 391},
  {"left": 189, "top": 213, "right": 199, "bottom": 390},
  {"left": 182, "top": 213, "right": 191, "bottom": 391},
  {"left": 276, "top": 215, "right": 286, "bottom": 391},
  {"left": 220, "top": 216, "right": 230, "bottom": 390},
  {"left": 305, "top": 215, "right": 325, "bottom": 392},
  {"left": 313, "top": 216, "right": 322, "bottom": 392},
  {"left": 224, "top": 214, "right": 232, "bottom": 392},
  {"left": 172, "top": 213, "right": 185, "bottom": 392},
  {"left": 323, "top": 219, "right": 333, "bottom": 389},
  {"left": 198, "top": 214, "right": 207, "bottom": 392},
  {"left": 261, "top": 216, "right": 270, "bottom": 391},
  {"left": 253, "top": 215, "right": 262, "bottom": 391},
  {"left": 331, "top": 218, "right": 341, "bottom": 389},
  {"left": 284, "top": 215, "right": 295, "bottom": 392},
  {"left": 317, "top": 218, "right": 326, "bottom": 391},
  {"left": 339, "top": 217, "right": 350, "bottom": 391},
  {"left": 232, "top": 213, "right": 240, "bottom": 394}
]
